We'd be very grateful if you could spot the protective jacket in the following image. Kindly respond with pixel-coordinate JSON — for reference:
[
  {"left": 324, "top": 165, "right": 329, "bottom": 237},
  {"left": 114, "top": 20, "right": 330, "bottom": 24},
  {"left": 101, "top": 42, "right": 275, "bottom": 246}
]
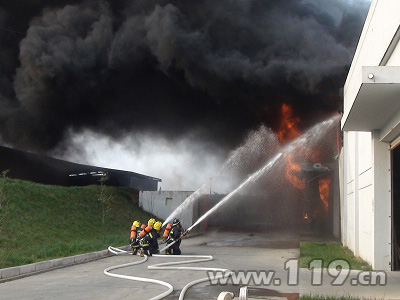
[
  {"left": 166, "top": 225, "right": 182, "bottom": 255},
  {"left": 142, "top": 228, "right": 159, "bottom": 253}
]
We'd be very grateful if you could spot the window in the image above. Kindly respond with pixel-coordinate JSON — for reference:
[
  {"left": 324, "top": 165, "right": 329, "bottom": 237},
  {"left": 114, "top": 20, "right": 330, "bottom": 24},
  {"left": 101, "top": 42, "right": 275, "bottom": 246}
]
[{"left": 165, "top": 197, "right": 172, "bottom": 206}]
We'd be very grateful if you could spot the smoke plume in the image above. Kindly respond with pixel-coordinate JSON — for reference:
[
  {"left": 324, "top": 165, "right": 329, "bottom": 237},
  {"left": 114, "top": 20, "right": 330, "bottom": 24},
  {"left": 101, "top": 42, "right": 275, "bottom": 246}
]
[{"left": 0, "top": 0, "right": 369, "bottom": 187}]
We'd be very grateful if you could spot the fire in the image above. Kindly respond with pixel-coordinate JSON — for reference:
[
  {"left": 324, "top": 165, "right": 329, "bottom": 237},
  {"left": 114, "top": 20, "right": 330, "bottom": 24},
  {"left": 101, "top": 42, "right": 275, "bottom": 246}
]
[
  {"left": 278, "top": 104, "right": 301, "bottom": 143},
  {"left": 304, "top": 213, "right": 308, "bottom": 219},
  {"left": 318, "top": 178, "right": 331, "bottom": 211},
  {"left": 285, "top": 154, "right": 305, "bottom": 189},
  {"left": 278, "top": 104, "right": 305, "bottom": 189}
]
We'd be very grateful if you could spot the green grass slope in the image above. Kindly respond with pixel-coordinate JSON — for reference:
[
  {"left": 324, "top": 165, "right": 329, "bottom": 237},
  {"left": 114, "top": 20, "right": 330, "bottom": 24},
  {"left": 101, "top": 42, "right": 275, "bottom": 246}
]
[
  {"left": 0, "top": 177, "right": 154, "bottom": 268},
  {"left": 300, "top": 242, "right": 372, "bottom": 270}
]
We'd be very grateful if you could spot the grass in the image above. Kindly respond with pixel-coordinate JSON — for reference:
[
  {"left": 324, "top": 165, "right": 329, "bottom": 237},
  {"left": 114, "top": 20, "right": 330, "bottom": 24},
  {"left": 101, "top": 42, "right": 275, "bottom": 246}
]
[
  {"left": 0, "top": 177, "right": 154, "bottom": 268},
  {"left": 300, "top": 242, "right": 372, "bottom": 271}
]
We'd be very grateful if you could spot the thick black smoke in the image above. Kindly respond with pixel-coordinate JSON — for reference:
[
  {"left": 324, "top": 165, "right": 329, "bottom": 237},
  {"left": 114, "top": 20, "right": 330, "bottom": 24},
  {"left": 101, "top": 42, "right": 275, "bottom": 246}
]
[{"left": 0, "top": 0, "right": 369, "bottom": 153}]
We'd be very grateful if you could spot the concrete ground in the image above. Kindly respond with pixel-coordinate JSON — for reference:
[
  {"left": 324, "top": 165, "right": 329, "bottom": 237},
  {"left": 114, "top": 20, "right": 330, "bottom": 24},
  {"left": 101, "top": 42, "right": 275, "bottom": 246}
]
[{"left": 0, "top": 231, "right": 399, "bottom": 299}]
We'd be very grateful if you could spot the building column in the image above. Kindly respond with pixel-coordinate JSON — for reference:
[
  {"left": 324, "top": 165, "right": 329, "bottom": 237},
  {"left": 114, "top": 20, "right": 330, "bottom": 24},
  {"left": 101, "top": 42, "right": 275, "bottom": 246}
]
[
  {"left": 342, "top": 132, "right": 348, "bottom": 247},
  {"left": 339, "top": 147, "right": 345, "bottom": 242},
  {"left": 333, "top": 148, "right": 342, "bottom": 239},
  {"left": 355, "top": 132, "right": 360, "bottom": 256},
  {"left": 372, "top": 130, "right": 391, "bottom": 270}
]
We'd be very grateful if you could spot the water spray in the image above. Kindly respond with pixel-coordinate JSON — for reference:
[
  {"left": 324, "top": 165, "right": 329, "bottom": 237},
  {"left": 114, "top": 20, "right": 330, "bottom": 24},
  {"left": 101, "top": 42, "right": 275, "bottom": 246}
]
[
  {"left": 163, "top": 115, "right": 338, "bottom": 228},
  {"left": 105, "top": 115, "right": 340, "bottom": 298},
  {"left": 159, "top": 152, "right": 282, "bottom": 253},
  {"left": 187, "top": 152, "right": 282, "bottom": 232},
  {"left": 162, "top": 183, "right": 208, "bottom": 227},
  {"left": 160, "top": 115, "right": 339, "bottom": 252}
]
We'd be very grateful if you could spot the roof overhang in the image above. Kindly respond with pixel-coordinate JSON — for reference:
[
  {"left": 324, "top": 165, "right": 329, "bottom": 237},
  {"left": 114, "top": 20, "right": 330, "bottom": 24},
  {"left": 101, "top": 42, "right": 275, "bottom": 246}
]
[{"left": 341, "top": 66, "right": 400, "bottom": 133}]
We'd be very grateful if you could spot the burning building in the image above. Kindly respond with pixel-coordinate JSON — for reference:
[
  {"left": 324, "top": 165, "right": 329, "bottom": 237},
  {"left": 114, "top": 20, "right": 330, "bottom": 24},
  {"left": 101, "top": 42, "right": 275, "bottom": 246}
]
[
  {"left": 274, "top": 104, "right": 340, "bottom": 235},
  {"left": 179, "top": 104, "right": 341, "bottom": 235}
]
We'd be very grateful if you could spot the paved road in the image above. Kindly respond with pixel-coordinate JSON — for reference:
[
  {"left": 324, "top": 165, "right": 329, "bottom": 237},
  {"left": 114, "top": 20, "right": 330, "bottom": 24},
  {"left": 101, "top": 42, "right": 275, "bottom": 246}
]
[{"left": 0, "top": 231, "right": 399, "bottom": 299}]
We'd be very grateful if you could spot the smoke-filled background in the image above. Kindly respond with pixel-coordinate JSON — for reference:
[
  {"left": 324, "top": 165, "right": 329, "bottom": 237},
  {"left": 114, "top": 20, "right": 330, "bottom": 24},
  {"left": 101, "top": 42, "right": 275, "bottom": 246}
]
[{"left": 0, "top": 0, "right": 370, "bottom": 190}]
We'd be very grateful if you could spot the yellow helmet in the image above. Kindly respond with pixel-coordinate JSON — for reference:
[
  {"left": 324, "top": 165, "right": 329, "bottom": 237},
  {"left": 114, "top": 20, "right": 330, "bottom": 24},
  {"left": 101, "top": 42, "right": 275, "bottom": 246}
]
[
  {"left": 154, "top": 221, "right": 162, "bottom": 231},
  {"left": 148, "top": 218, "right": 156, "bottom": 227},
  {"left": 132, "top": 220, "right": 140, "bottom": 227}
]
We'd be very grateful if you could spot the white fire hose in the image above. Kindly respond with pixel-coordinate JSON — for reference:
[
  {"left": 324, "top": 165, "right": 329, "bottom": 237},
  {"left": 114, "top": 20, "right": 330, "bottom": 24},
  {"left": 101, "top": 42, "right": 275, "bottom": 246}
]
[{"left": 105, "top": 246, "right": 233, "bottom": 300}]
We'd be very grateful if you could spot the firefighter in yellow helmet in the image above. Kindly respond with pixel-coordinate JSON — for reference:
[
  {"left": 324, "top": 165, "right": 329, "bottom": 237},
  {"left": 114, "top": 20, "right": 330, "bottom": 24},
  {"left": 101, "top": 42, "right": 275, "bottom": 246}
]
[
  {"left": 148, "top": 218, "right": 156, "bottom": 227},
  {"left": 130, "top": 220, "right": 141, "bottom": 255},
  {"left": 140, "top": 221, "right": 162, "bottom": 256}
]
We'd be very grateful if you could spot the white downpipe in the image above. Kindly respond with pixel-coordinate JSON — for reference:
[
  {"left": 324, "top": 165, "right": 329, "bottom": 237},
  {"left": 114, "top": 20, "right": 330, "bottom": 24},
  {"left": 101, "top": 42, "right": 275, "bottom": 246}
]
[{"left": 105, "top": 246, "right": 232, "bottom": 300}]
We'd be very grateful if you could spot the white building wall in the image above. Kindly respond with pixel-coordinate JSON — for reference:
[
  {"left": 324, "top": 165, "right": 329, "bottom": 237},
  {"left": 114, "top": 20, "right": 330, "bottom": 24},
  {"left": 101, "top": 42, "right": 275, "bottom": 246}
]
[
  {"left": 372, "top": 132, "right": 391, "bottom": 270},
  {"left": 343, "top": 130, "right": 391, "bottom": 269},
  {"left": 343, "top": 0, "right": 400, "bottom": 125},
  {"left": 386, "top": 39, "right": 400, "bottom": 66},
  {"left": 139, "top": 191, "right": 194, "bottom": 228},
  {"left": 344, "top": 131, "right": 356, "bottom": 252},
  {"left": 339, "top": 148, "right": 345, "bottom": 245},
  {"left": 341, "top": 0, "right": 400, "bottom": 271},
  {"left": 356, "top": 132, "right": 374, "bottom": 265}
]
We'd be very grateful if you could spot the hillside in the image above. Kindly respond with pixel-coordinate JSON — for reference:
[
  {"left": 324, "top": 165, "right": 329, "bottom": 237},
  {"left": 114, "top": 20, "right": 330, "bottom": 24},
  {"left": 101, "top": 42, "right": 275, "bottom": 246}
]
[{"left": 0, "top": 176, "right": 154, "bottom": 268}]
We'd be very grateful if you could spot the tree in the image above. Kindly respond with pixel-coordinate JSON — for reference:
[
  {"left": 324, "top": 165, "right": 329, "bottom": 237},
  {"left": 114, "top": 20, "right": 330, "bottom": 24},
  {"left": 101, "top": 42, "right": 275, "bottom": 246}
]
[
  {"left": 98, "top": 174, "right": 113, "bottom": 243},
  {"left": 0, "top": 170, "right": 10, "bottom": 237}
]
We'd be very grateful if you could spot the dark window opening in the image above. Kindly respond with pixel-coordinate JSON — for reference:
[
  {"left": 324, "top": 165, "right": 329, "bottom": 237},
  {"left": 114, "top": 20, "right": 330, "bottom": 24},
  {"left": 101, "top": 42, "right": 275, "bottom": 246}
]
[{"left": 392, "top": 145, "right": 400, "bottom": 270}]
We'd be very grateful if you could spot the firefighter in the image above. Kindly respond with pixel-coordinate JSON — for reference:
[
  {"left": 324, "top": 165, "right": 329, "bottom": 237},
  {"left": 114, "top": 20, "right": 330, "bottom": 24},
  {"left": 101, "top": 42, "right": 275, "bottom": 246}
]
[
  {"left": 140, "top": 221, "right": 162, "bottom": 256},
  {"left": 148, "top": 218, "right": 156, "bottom": 228},
  {"left": 137, "top": 218, "right": 155, "bottom": 240},
  {"left": 162, "top": 222, "right": 173, "bottom": 241},
  {"left": 165, "top": 218, "right": 186, "bottom": 255},
  {"left": 130, "top": 220, "right": 141, "bottom": 255}
]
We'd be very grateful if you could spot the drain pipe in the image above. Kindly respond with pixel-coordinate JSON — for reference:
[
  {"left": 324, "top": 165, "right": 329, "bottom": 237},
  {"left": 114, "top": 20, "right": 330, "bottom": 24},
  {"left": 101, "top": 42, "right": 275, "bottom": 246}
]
[{"left": 105, "top": 246, "right": 232, "bottom": 300}]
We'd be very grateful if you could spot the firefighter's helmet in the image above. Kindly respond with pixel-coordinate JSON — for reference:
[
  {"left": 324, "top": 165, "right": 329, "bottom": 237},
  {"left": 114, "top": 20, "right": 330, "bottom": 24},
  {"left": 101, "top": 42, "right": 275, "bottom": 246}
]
[
  {"left": 148, "top": 218, "right": 156, "bottom": 227},
  {"left": 154, "top": 221, "right": 162, "bottom": 231}
]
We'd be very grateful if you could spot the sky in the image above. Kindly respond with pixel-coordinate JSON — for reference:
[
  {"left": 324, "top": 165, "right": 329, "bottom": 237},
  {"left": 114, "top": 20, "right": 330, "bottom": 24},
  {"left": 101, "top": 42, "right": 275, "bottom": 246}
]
[{"left": 0, "top": 0, "right": 371, "bottom": 190}]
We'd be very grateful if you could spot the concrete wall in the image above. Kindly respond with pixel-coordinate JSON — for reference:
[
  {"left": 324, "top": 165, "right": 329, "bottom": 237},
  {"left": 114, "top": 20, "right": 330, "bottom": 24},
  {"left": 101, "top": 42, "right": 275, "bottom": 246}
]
[
  {"left": 387, "top": 38, "right": 400, "bottom": 66},
  {"left": 357, "top": 132, "right": 374, "bottom": 264},
  {"left": 139, "top": 191, "right": 194, "bottom": 228},
  {"left": 344, "top": 131, "right": 356, "bottom": 254},
  {"left": 343, "top": 129, "right": 392, "bottom": 269},
  {"left": 339, "top": 148, "right": 345, "bottom": 245},
  {"left": 343, "top": 0, "right": 400, "bottom": 126},
  {"left": 341, "top": 0, "right": 400, "bottom": 270},
  {"left": 372, "top": 131, "right": 391, "bottom": 270}
]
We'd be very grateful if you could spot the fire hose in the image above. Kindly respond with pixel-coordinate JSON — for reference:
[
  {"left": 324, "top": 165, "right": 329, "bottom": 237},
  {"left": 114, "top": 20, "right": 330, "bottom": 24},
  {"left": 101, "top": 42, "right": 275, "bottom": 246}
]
[
  {"left": 105, "top": 246, "right": 232, "bottom": 300},
  {"left": 158, "top": 230, "right": 189, "bottom": 253}
]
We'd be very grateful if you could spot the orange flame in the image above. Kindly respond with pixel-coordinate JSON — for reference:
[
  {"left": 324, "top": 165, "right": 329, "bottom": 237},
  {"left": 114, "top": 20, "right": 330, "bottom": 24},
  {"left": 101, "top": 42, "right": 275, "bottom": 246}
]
[
  {"left": 278, "top": 104, "right": 301, "bottom": 143},
  {"left": 304, "top": 213, "right": 308, "bottom": 219},
  {"left": 278, "top": 104, "right": 305, "bottom": 189},
  {"left": 318, "top": 178, "right": 331, "bottom": 211},
  {"left": 285, "top": 154, "right": 305, "bottom": 189}
]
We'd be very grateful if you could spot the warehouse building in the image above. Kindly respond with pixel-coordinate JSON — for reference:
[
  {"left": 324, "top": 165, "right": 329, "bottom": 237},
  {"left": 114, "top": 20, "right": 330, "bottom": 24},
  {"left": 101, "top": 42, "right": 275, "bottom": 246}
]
[{"left": 0, "top": 145, "right": 161, "bottom": 191}]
